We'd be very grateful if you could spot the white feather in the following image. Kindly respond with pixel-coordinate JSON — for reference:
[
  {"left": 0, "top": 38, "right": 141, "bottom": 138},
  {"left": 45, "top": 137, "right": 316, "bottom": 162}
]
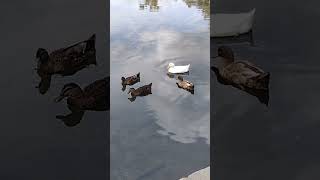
[
  {"left": 167, "top": 63, "right": 190, "bottom": 74},
  {"left": 211, "top": 8, "right": 255, "bottom": 37}
]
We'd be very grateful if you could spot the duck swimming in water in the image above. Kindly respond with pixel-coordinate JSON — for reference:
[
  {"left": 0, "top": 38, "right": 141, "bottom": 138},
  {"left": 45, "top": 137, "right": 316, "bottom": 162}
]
[
  {"left": 35, "top": 34, "right": 97, "bottom": 94},
  {"left": 176, "top": 76, "right": 194, "bottom": 94},
  {"left": 212, "top": 46, "right": 270, "bottom": 105},
  {"left": 121, "top": 72, "right": 140, "bottom": 91},
  {"left": 54, "top": 77, "right": 109, "bottom": 127},
  {"left": 127, "top": 83, "right": 152, "bottom": 102},
  {"left": 167, "top": 63, "right": 190, "bottom": 74}
]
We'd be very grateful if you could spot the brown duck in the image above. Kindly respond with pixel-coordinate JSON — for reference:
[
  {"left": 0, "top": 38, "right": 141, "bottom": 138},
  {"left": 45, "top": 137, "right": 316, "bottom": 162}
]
[
  {"left": 128, "top": 83, "right": 152, "bottom": 102},
  {"left": 54, "top": 77, "right": 109, "bottom": 127},
  {"left": 35, "top": 34, "right": 97, "bottom": 94},
  {"left": 212, "top": 46, "right": 270, "bottom": 105},
  {"left": 121, "top": 72, "right": 140, "bottom": 91},
  {"left": 176, "top": 76, "right": 194, "bottom": 94}
]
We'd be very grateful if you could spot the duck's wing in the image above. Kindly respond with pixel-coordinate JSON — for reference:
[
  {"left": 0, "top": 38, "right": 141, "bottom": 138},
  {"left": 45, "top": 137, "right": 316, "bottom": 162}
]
[
  {"left": 50, "top": 47, "right": 86, "bottom": 62},
  {"left": 225, "top": 61, "right": 264, "bottom": 78},
  {"left": 49, "top": 48, "right": 65, "bottom": 58},
  {"left": 82, "top": 78, "right": 109, "bottom": 110},
  {"left": 170, "top": 65, "right": 190, "bottom": 73},
  {"left": 84, "top": 78, "right": 109, "bottom": 97},
  {"left": 222, "top": 62, "right": 260, "bottom": 81},
  {"left": 186, "top": 80, "right": 194, "bottom": 86},
  {"left": 238, "top": 61, "right": 264, "bottom": 73}
]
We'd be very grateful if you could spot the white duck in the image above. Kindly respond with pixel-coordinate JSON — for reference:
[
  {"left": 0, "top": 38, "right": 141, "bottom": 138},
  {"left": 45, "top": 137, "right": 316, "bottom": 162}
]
[
  {"left": 167, "top": 63, "right": 190, "bottom": 74},
  {"left": 211, "top": 8, "right": 256, "bottom": 37}
]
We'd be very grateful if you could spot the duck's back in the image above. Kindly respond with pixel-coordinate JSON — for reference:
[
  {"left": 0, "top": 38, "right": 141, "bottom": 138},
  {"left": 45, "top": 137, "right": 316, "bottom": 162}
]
[
  {"left": 178, "top": 80, "right": 193, "bottom": 88},
  {"left": 49, "top": 48, "right": 68, "bottom": 73},
  {"left": 48, "top": 41, "right": 96, "bottom": 75},
  {"left": 169, "top": 64, "right": 190, "bottom": 74},
  {"left": 221, "top": 61, "right": 265, "bottom": 86},
  {"left": 221, "top": 61, "right": 269, "bottom": 89},
  {"left": 83, "top": 78, "right": 109, "bottom": 110},
  {"left": 84, "top": 78, "right": 108, "bottom": 98}
]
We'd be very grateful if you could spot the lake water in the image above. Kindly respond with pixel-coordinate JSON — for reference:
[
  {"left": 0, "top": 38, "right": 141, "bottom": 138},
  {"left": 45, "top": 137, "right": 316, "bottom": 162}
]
[
  {"left": 212, "top": 0, "right": 320, "bottom": 179},
  {"left": 111, "top": 0, "right": 210, "bottom": 179}
]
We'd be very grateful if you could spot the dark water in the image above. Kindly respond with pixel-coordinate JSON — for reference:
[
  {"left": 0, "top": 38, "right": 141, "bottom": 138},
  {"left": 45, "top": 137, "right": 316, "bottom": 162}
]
[
  {"left": 1, "top": 0, "right": 108, "bottom": 179},
  {"left": 212, "top": 0, "right": 320, "bottom": 179},
  {"left": 111, "top": 0, "right": 210, "bottom": 179}
]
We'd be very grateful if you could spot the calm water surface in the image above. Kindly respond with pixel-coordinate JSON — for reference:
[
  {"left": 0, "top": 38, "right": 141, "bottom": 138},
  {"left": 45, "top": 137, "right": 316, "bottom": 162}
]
[{"left": 111, "top": 0, "right": 210, "bottom": 179}]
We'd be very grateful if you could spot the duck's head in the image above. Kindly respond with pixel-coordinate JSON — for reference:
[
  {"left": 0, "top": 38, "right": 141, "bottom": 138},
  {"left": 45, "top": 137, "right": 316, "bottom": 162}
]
[
  {"left": 54, "top": 83, "right": 82, "bottom": 102},
  {"left": 218, "top": 46, "right": 234, "bottom": 61},
  {"left": 36, "top": 48, "right": 49, "bottom": 63},
  {"left": 167, "top": 63, "right": 175, "bottom": 69}
]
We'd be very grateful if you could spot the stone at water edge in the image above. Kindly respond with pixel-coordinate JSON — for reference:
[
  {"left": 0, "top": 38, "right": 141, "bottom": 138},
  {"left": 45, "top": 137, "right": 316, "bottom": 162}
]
[{"left": 179, "top": 166, "right": 210, "bottom": 180}]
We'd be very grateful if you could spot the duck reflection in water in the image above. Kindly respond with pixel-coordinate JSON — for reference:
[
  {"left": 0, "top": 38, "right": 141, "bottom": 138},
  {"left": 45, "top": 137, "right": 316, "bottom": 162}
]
[
  {"left": 128, "top": 83, "right": 152, "bottom": 102},
  {"left": 54, "top": 77, "right": 110, "bottom": 127},
  {"left": 211, "top": 46, "right": 270, "bottom": 106},
  {"left": 139, "top": 0, "right": 160, "bottom": 12},
  {"left": 35, "top": 34, "right": 97, "bottom": 94},
  {"left": 166, "top": 72, "right": 189, "bottom": 79}
]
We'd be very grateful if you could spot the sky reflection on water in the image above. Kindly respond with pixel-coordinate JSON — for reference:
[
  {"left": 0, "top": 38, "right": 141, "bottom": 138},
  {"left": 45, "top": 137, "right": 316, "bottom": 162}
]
[{"left": 111, "top": 0, "right": 210, "bottom": 179}]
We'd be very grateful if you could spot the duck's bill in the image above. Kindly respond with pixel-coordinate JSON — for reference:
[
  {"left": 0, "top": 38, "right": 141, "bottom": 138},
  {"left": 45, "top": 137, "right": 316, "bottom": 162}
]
[{"left": 54, "top": 95, "right": 65, "bottom": 102}]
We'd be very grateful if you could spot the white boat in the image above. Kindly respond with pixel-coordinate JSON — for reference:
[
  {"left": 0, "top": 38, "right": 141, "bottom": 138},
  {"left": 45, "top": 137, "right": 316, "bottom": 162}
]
[
  {"left": 167, "top": 63, "right": 190, "bottom": 74},
  {"left": 211, "top": 8, "right": 256, "bottom": 37}
]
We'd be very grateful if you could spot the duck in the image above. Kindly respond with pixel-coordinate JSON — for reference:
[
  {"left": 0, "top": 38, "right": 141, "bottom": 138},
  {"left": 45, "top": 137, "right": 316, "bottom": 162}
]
[
  {"left": 211, "top": 8, "right": 255, "bottom": 37},
  {"left": 212, "top": 46, "right": 270, "bottom": 105},
  {"left": 121, "top": 72, "right": 140, "bottom": 91},
  {"left": 54, "top": 77, "right": 109, "bottom": 127},
  {"left": 176, "top": 75, "right": 194, "bottom": 94},
  {"left": 35, "top": 34, "right": 97, "bottom": 94},
  {"left": 167, "top": 63, "right": 190, "bottom": 74},
  {"left": 127, "top": 83, "right": 152, "bottom": 102}
]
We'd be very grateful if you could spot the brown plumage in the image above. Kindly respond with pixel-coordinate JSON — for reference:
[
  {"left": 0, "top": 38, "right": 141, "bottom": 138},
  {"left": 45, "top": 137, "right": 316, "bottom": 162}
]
[
  {"left": 35, "top": 34, "right": 97, "bottom": 94},
  {"left": 214, "top": 46, "right": 270, "bottom": 91},
  {"left": 176, "top": 76, "right": 194, "bottom": 94},
  {"left": 55, "top": 77, "right": 109, "bottom": 127},
  {"left": 212, "top": 46, "right": 270, "bottom": 105},
  {"left": 127, "top": 83, "right": 152, "bottom": 102},
  {"left": 121, "top": 72, "right": 140, "bottom": 91}
]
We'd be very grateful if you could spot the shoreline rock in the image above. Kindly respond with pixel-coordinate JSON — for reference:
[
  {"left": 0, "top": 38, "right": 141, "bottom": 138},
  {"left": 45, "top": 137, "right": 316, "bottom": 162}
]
[{"left": 179, "top": 166, "right": 210, "bottom": 180}]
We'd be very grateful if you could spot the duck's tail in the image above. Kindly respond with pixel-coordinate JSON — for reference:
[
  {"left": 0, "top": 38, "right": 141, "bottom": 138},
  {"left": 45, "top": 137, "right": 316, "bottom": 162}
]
[
  {"left": 85, "top": 34, "right": 96, "bottom": 51},
  {"left": 256, "top": 72, "right": 270, "bottom": 89},
  {"left": 84, "top": 34, "right": 97, "bottom": 65}
]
